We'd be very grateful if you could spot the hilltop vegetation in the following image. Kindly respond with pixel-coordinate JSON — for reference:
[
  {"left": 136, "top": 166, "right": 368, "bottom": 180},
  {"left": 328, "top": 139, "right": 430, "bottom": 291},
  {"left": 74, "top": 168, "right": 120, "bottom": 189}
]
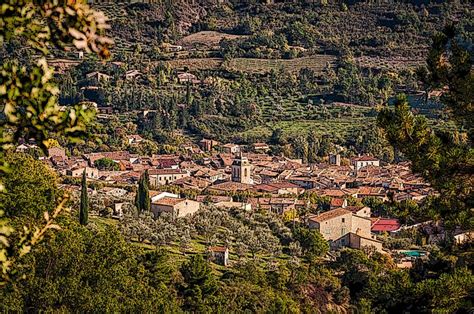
[{"left": 42, "top": 1, "right": 468, "bottom": 153}]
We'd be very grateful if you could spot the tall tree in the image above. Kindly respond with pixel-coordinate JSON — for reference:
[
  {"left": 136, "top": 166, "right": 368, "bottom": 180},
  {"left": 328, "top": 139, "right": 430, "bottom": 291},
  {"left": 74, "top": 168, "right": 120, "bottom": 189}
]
[
  {"left": 135, "top": 170, "right": 150, "bottom": 212},
  {"left": 80, "top": 170, "right": 89, "bottom": 226},
  {"left": 378, "top": 25, "right": 473, "bottom": 228}
]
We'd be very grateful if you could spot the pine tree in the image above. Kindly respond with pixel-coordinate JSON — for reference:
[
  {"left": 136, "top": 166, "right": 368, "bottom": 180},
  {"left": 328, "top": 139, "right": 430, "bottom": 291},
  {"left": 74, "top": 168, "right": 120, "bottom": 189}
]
[
  {"left": 180, "top": 254, "right": 217, "bottom": 312},
  {"left": 378, "top": 25, "right": 473, "bottom": 227},
  {"left": 79, "top": 170, "right": 89, "bottom": 226}
]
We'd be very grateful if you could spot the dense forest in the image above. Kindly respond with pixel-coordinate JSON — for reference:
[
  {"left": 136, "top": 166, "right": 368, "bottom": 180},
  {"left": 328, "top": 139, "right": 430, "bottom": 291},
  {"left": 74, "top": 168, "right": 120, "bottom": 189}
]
[{"left": 1, "top": 1, "right": 473, "bottom": 313}]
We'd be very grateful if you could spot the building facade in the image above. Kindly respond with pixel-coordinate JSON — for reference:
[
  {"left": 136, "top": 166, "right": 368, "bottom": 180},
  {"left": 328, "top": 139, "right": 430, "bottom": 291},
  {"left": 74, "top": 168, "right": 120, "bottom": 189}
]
[{"left": 308, "top": 208, "right": 383, "bottom": 252}]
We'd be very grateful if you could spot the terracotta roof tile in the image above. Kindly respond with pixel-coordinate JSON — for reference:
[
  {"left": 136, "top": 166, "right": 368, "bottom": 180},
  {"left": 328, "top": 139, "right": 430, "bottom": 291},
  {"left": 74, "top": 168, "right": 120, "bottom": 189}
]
[{"left": 309, "top": 208, "right": 351, "bottom": 223}]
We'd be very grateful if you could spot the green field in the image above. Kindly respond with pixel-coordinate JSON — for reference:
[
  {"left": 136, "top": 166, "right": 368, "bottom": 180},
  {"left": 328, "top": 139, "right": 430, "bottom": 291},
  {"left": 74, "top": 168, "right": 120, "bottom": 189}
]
[{"left": 240, "top": 117, "right": 377, "bottom": 140}]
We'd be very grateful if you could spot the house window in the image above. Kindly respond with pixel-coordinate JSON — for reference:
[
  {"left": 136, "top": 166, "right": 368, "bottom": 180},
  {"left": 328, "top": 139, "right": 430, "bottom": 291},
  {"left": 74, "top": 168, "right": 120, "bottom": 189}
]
[
  {"left": 341, "top": 238, "right": 346, "bottom": 245},
  {"left": 342, "top": 218, "right": 345, "bottom": 223}
]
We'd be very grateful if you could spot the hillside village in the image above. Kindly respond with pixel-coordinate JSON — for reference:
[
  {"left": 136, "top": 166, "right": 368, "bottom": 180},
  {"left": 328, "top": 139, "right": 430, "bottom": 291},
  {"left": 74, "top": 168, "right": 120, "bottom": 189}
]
[
  {"left": 20, "top": 136, "right": 466, "bottom": 268},
  {"left": 2, "top": 1, "right": 472, "bottom": 312},
  {"left": 13, "top": 0, "right": 471, "bottom": 266}
]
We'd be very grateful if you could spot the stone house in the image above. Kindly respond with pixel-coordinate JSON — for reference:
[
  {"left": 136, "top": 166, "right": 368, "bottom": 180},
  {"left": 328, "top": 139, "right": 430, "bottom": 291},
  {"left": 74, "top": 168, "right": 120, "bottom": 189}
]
[
  {"left": 346, "top": 206, "right": 371, "bottom": 218},
  {"left": 67, "top": 166, "right": 99, "bottom": 179},
  {"left": 209, "top": 246, "right": 229, "bottom": 266},
  {"left": 148, "top": 169, "right": 189, "bottom": 186},
  {"left": 86, "top": 71, "right": 110, "bottom": 82},
  {"left": 151, "top": 197, "right": 200, "bottom": 219},
  {"left": 222, "top": 143, "right": 241, "bottom": 154},
  {"left": 252, "top": 142, "right": 270, "bottom": 152},
  {"left": 177, "top": 72, "right": 200, "bottom": 84},
  {"left": 199, "top": 138, "right": 219, "bottom": 152},
  {"left": 126, "top": 134, "right": 144, "bottom": 145},
  {"left": 351, "top": 155, "right": 380, "bottom": 171},
  {"left": 308, "top": 208, "right": 383, "bottom": 252},
  {"left": 193, "top": 167, "right": 224, "bottom": 183},
  {"left": 48, "top": 147, "right": 66, "bottom": 159}
]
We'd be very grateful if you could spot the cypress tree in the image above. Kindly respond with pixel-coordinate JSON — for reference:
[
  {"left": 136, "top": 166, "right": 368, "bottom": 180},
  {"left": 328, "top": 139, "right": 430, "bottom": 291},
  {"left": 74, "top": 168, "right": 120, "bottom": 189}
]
[
  {"left": 135, "top": 179, "right": 141, "bottom": 212},
  {"left": 136, "top": 170, "right": 150, "bottom": 212},
  {"left": 142, "top": 170, "right": 150, "bottom": 212},
  {"left": 79, "top": 169, "right": 89, "bottom": 225}
]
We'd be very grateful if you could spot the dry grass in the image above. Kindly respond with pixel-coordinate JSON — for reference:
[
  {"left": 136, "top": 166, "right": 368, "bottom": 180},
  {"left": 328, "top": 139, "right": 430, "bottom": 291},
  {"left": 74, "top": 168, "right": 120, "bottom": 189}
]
[
  {"left": 178, "top": 31, "right": 246, "bottom": 48},
  {"left": 356, "top": 56, "right": 425, "bottom": 71},
  {"left": 165, "top": 58, "right": 224, "bottom": 71},
  {"left": 225, "top": 55, "right": 337, "bottom": 74}
]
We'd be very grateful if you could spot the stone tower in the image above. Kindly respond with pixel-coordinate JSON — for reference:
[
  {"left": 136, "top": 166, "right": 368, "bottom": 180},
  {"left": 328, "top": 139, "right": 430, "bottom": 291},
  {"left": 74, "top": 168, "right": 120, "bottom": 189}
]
[
  {"left": 231, "top": 154, "right": 252, "bottom": 184},
  {"left": 329, "top": 154, "right": 341, "bottom": 166}
]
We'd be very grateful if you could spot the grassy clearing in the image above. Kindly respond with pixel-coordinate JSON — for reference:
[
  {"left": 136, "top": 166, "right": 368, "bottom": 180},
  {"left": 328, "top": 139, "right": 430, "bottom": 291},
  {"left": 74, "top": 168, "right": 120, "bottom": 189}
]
[
  {"left": 90, "top": 216, "right": 119, "bottom": 230},
  {"left": 178, "top": 31, "right": 246, "bottom": 48}
]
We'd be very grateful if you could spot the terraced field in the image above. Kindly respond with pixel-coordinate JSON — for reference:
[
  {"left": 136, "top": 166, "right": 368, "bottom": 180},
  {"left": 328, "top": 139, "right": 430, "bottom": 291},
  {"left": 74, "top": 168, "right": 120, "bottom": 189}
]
[
  {"left": 239, "top": 117, "right": 377, "bottom": 141},
  {"left": 356, "top": 56, "right": 426, "bottom": 71},
  {"left": 225, "top": 55, "right": 337, "bottom": 74},
  {"left": 236, "top": 95, "right": 376, "bottom": 140},
  {"left": 164, "top": 58, "right": 224, "bottom": 71},
  {"left": 240, "top": 92, "right": 451, "bottom": 141},
  {"left": 256, "top": 95, "right": 372, "bottom": 121},
  {"left": 178, "top": 31, "right": 247, "bottom": 49}
]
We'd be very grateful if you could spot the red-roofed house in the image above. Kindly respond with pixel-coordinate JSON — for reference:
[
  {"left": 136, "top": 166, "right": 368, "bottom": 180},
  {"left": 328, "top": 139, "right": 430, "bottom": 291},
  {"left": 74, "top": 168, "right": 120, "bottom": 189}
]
[
  {"left": 208, "top": 246, "right": 229, "bottom": 266},
  {"left": 148, "top": 169, "right": 189, "bottom": 186},
  {"left": 253, "top": 182, "right": 302, "bottom": 195},
  {"left": 330, "top": 198, "right": 347, "bottom": 209},
  {"left": 352, "top": 155, "right": 380, "bottom": 171},
  {"left": 308, "top": 208, "right": 383, "bottom": 252},
  {"left": 151, "top": 197, "right": 200, "bottom": 218}
]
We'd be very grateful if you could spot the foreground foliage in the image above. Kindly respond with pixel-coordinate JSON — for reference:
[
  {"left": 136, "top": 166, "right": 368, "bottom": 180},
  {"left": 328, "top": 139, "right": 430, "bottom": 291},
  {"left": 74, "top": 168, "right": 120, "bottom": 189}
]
[{"left": 378, "top": 25, "right": 473, "bottom": 228}]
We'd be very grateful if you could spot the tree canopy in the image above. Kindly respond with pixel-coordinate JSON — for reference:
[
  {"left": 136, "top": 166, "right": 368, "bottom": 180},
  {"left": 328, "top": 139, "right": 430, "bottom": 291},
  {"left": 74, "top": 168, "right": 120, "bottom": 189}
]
[
  {"left": 378, "top": 25, "right": 473, "bottom": 228},
  {"left": 0, "top": 153, "right": 59, "bottom": 219}
]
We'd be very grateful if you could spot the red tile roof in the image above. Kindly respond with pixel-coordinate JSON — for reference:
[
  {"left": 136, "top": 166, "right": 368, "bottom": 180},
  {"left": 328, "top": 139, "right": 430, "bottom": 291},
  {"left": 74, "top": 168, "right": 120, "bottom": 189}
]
[
  {"left": 330, "top": 198, "right": 345, "bottom": 207},
  {"left": 152, "top": 197, "right": 184, "bottom": 206},
  {"left": 269, "top": 182, "right": 300, "bottom": 189},
  {"left": 320, "top": 189, "right": 348, "bottom": 197},
  {"left": 148, "top": 169, "right": 187, "bottom": 175},
  {"left": 209, "top": 246, "right": 228, "bottom": 253},
  {"left": 371, "top": 218, "right": 401, "bottom": 232},
  {"left": 352, "top": 155, "right": 378, "bottom": 162},
  {"left": 309, "top": 208, "right": 351, "bottom": 223},
  {"left": 208, "top": 181, "right": 251, "bottom": 192}
]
